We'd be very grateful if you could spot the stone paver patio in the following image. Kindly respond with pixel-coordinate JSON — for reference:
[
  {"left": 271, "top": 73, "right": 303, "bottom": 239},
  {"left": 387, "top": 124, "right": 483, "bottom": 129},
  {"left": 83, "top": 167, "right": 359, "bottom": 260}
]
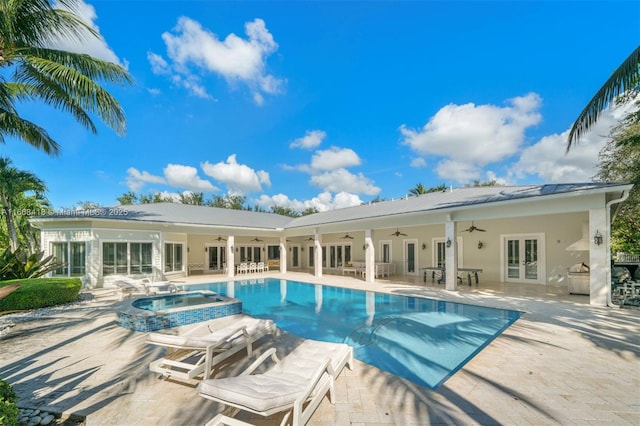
[{"left": 1, "top": 272, "right": 639, "bottom": 425}]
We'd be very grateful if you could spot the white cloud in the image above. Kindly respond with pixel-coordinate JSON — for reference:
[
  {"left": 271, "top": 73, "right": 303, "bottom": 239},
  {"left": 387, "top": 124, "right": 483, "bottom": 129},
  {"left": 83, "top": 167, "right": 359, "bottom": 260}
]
[
  {"left": 400, "top": 93, "right": 543, "bottom": 181},
  {"left": 163, "top": 164, "right": 217, "bottom": 191},
  {"left": 125, "top": 168, "right": 166, "bottom": 192},
  {"left": 150, "top": 17, "right": 283, "bottom": 103},
  {"left": 201, "top": 154, "right": 271, "bottom": 194},
  {"left": 434, "top": 160, "right": 481, "bottom": 184},
  {"left": 410, "top": 157, "right": 427, "bottom": 168},
  {"left": 255, "top": 191, "right": 363, "bottom": 212},
  {"left": 310, "top": 169, "right": 380, "bottom": 195},
  {"left": 510, "top": 101, "right": 637, "bottom": 183},
  {"left": 310, "top": 147, "right": 361, "bottom": 171},
  {"left": 290, "top": 130, "right": 326, "bottom": 149},
  {"left": 51, "top": 0, "right": 125, "bottom": 66},
  {"left": 148, "top": 52, "right": 170, "bottom": 75}
]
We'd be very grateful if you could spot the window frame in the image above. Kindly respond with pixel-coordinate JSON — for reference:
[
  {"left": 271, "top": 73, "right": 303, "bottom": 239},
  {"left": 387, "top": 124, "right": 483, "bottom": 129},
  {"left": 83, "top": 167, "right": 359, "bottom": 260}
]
[
  {"left": 164, "top": 242, "right": 184, "bottom": 273},
  {"left": 51, "top": 241, "right": 87, "bottom": 277}
]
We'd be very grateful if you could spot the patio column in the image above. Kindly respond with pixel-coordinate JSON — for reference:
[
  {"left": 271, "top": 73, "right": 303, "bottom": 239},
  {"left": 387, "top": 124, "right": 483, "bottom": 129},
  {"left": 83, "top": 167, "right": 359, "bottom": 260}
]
[
  {"left": 364, "top": 229, "right": 375, "bottom": 283},
  {"left": 227, "top": 236, "right": 235, "bottom": 277},
  {"left": 314, "top": 232, "right": 322, "bottom": 277},
  {"left": 279, "top": 236, "right": 287, "bottom": 273},
  {"left": 445, "top": 220, "right": 458, "bottom": 291},
  {"left": 589, "top": 208, "right": 608, "bottom": 306}
]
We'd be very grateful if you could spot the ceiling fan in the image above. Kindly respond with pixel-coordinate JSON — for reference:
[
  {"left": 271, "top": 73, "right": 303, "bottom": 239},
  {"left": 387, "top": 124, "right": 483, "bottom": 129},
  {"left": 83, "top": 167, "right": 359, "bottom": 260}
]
[
  {"left": 305, "top": 237, "right": 314, "bottom": 241},
  {"left": 214, "top": 236, "right": 227, "bottom": 242},
  {"left": 462, "top": 222, "right": 486, "bottom": 233},
  {"left": 251, "top": 237, "right": 264, "bottom": 242},
  {"left": 390, "top": 228, "right": 408, "bottom": 237},
  {"left": 339, "top": 233, "right": 354, "bottom": 239}
]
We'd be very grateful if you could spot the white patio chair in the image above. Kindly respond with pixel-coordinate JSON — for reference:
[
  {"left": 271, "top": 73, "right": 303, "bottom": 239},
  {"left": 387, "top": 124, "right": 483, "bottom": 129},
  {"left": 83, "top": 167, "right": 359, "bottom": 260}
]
[
  {"left": 248, "top": 262, "right": 257, "bottom": 273},
  {"left": 199, "top": 339, "right": 353, "bottom": 426},
  {"left": 147, "top": 315, "right": 277, "bottom": 381},
  {"left": 257, "top": 262, "right": 265, "bottom": 273}
]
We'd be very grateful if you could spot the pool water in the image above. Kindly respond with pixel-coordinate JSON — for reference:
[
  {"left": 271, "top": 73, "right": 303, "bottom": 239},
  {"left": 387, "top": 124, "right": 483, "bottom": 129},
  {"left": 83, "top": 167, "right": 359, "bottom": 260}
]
[
  {"left": 187, "top": 278, "right": 521, "bottom": 389},
  {"left": 132, "top": 292, "right": 224, "bottom": 311}
]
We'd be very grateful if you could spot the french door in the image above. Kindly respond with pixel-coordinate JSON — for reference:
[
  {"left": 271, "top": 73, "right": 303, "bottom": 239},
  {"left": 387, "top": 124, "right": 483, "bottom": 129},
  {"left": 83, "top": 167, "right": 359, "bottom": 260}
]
[
  {"left": 503, "top": 234, "right": 544, "bottom": 283},
  {"left": 206, "top": 245, "right": 226, "bottom": 271},
  {"left": 404, "top": 239, "right": 418, "bottom": 275}
]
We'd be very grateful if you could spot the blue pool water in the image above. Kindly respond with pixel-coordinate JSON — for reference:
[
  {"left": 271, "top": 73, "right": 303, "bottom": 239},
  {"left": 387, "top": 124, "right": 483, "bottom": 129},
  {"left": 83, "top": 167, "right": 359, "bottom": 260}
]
[
  {"left": 132, "top": 292, "right": 223, "bottom": 311},
  {"left": 186, "top": 278, "right": 521, "bottom": 389}
]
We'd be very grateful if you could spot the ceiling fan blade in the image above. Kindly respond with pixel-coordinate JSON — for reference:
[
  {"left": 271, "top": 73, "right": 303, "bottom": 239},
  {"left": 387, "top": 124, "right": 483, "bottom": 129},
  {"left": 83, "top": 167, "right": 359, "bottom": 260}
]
[{"left": 477, "top": 228, "right": 486, "bottom": 232}]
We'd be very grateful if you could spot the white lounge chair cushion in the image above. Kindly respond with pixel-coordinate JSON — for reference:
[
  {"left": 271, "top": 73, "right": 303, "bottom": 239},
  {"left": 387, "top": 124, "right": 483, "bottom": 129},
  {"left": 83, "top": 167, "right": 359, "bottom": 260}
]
[
  {"left": 147, "top": 317, "right": 274, "bottom": 349},
  {"left": 199, "top": 374, "right": 321, "bottom": 413},
  {"left": 279, "top": 340, "right": 351, "bottom": 378},
  {"left": 199, "top": 340, "right": 350, "bottom": 413}
]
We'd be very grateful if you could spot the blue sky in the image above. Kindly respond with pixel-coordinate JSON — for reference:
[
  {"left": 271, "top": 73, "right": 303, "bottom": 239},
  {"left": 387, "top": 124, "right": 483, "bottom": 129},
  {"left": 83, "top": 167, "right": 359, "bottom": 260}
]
[{"left": 3, "top": 0, "right": 639, "bottom": 211}]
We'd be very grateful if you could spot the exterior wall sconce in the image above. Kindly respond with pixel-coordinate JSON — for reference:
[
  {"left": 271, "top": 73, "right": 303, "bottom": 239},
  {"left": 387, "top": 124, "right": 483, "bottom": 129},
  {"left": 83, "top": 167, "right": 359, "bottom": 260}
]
[
  {"left": 301, "top": 247, "right": 304, "bottom": 252},
  {"left": 594, "top": 230, "right": 603, "bottom": 246},
  {"left": 262, "top": 247, "right": 266, "bottom": 252},
  {"left": 477, "top": 241, "right": 484, "bottom": 249},
  {"left": 421, "top": 243, "right": 427, "bottom": 250},
  {"left": 363, "top": 243, "right": 369, "bottom": 250},
  {"left": 446, "top": 238, "right": 452, "bottom": 248},
  {"left": 187, "top": 247, "right": 190, "bottom": 252},
  {"left": 235, "top": 247, "right": 239, "bottom": 252},
  {"left": 289, "top": 247, "right": 292, "bottom": 252},
  {"left": 229, "top": 245, "right": 234, "bottom": 252},
  {"left": 204, "top": 246, "right": 208, "bottom": 252}
]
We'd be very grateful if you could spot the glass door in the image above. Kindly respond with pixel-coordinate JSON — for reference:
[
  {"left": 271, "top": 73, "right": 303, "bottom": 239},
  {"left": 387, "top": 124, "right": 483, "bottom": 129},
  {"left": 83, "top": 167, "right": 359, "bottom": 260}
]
[
  {"left": 207, "top": 245, "right": 226, "bottom": 271},
  {"left": 404, "top": 239, "right": 418, "bottom": 275},
  {"left": 504, "top": 235, "right": 542, "bottom": 283},
  {"left": 291, "top": 245, "right": 300, "bottom": 268}
]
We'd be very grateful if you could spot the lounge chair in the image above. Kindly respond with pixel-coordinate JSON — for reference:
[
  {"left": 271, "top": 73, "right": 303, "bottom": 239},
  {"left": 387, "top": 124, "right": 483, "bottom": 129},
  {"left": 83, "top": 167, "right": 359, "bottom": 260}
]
[
  {"left": 147, "top": 315, "right": 277, "bottom": 381},
  {"left": 113, "top": 276, "right": 176, "bottom": 300},
  {"left": 199, "top": 339, "right": 354, "bottom": 426}
]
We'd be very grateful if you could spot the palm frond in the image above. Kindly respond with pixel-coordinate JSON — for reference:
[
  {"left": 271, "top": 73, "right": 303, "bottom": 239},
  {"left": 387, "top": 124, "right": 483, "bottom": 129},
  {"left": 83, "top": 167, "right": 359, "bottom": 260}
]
[
  {"left": 15, "top": 53, "right": 128, "bottom": 134},
  {"left": 567, "top": 46, "right": 640, "bottom": 150},
  {"left": 0, "top": 109, "right": 60, "bottom": 155},
  {"left": 0, "top": 0, "right": 98, "bottom": 47}
]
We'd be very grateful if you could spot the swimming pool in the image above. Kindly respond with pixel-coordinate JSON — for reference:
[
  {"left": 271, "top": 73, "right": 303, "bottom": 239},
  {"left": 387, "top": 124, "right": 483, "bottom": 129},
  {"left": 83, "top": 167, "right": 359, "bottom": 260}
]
[{"left": 186, "top": 278, "right": 521, "bottom": 389}]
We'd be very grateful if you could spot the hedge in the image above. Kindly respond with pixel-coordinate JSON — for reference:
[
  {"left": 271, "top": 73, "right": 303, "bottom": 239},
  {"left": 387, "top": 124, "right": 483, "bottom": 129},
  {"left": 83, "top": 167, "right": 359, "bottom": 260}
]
[
  {"left": 0, "top": 377, "right": 18, "bottom": 426},
  {"left": 0, "top": 278, "right": 82, "bottom": 311}
]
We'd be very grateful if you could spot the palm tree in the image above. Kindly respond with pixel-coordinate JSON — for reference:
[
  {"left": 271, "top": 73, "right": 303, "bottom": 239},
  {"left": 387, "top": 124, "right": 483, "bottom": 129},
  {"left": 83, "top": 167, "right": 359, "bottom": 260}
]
[
  {"left": 567, "top": 46, "right": 640, "bottom": 150},
  {"left": 409, "top": 183, "right": 428, "bottom": 196},
  {"left": 409, "top": 183, "right": 447, "bottom": 196},
  {"left": 0, "top": 0, "right": 132, "bottom": 155},
  {"left": 0, "top": 157, "right": 46, "bottom": 251}
]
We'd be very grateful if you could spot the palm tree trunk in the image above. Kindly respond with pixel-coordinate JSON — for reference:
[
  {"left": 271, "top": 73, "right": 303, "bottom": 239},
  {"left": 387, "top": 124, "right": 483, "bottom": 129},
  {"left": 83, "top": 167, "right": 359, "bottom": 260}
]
[{"left": 2, "top": 207, "right": 18, "bottom": 251}]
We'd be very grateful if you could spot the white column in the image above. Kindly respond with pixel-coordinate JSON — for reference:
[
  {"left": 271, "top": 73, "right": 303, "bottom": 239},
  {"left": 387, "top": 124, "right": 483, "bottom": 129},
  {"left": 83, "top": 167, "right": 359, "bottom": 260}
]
[
  {"left": 445, "top": 220, "right": 458, "bottom": 291},
  {"left": 227, "top": 236, "right": 235, "bottom": 277},
  {"left": 365, "top": 229, "right": 375, "bottom": 283},
  {"left": 314, "top": 233, "right": 323, "bottom": 277},
  {"left": 589, "top": 208, "right": 608, "bottom": 306},
  {"left": 279, "top": 236, "right": 287, "bottom": 273}
]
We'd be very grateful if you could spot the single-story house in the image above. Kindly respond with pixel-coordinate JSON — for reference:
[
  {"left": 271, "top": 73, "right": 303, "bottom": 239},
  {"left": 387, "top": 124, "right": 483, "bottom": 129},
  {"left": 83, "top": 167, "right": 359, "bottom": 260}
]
[{"left": 30, "top": 183, "right": 632, "bottom": 306}]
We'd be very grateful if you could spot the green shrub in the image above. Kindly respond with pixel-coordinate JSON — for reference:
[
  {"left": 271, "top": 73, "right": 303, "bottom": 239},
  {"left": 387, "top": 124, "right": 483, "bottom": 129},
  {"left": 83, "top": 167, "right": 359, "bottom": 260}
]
[
  {"left": 0, "top": 278, "right": 82, "bottom": 311},
  {"left": 0, "top": 377, "right": 18, "bottom": 426}
]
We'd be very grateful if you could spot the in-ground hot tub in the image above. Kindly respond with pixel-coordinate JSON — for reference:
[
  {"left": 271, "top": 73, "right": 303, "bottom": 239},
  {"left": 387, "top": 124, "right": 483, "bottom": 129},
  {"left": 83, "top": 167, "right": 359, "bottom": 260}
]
[{"left": 117, "top": 291, "right": 242, "bottom": 332}]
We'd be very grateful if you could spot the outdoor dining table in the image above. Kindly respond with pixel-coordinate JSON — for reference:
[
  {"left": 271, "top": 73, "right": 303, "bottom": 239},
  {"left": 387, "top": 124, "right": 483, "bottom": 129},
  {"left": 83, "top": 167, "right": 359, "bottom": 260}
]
[{"left": 421, "top": 267, "right": 483, "bottom": 286}]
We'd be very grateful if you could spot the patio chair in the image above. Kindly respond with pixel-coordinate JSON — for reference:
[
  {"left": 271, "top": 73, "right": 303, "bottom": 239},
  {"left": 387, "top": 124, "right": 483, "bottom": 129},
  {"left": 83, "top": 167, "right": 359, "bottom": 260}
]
[
  {"left": 257, "top": 262, "right": 265, "bottom": 273},
  {"left": 199, "top": 339, "right": 354, "bottom": 426},
  {"left": 147, "top": 315, "right": 277, "bottom": 381},
  {"left": 113, "top": 276, "right": 176, "bottom": 300},
  {"left": 237, "top": 263, "right": 248, "bottom": 274},
  {"left": 113, "top": 277, "right": 152, "bottom": 300},
  {"left": 249, "top": 262, "right": 257, "bottom": 273}
]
